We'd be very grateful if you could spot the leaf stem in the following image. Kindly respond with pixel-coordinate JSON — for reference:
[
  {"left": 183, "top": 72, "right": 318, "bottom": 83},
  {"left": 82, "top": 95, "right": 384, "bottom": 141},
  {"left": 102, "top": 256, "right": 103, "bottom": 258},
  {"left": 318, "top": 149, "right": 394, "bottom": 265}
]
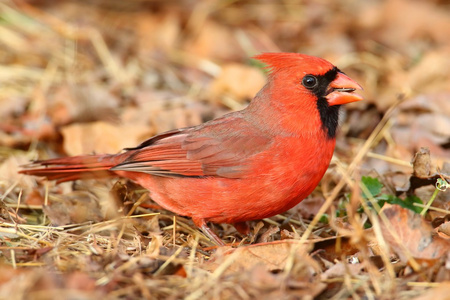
[{"left": 420, "top": 178, "right": 449, "bottom": 216}]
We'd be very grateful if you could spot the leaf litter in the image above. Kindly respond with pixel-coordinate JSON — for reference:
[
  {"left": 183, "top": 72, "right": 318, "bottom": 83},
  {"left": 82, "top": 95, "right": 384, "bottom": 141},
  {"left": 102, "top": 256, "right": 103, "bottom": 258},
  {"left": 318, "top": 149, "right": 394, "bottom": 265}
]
[{"left": 0, "top": 0, "right": 450, "bottom": 299}]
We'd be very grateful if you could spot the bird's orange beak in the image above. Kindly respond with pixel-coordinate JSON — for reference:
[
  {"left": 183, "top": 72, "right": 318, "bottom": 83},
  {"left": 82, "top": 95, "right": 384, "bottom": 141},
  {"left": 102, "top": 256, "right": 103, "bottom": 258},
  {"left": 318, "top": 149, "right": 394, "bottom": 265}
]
[{"left": 326, "top": 72, "right": 363, "bottom": 106}]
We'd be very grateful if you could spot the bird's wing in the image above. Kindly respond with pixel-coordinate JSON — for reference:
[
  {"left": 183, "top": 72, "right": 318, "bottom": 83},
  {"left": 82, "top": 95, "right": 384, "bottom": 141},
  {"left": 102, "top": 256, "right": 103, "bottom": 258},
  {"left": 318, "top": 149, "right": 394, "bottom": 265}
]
[{"left": 111, "top": 114, "right": 272, "bottom": 179}]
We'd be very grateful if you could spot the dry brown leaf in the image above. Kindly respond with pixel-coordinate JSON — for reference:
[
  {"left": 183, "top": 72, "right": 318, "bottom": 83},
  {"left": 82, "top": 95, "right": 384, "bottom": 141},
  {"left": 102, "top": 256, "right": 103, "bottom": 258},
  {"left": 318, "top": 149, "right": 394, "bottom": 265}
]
[
  {"left": 391, "top": 92, "right": 450, "bottom": 159},
  {"left": 296, "top": 196, "right": 326, "bottom": 219},
  {"left": 0, "top": 265, "right": 32, "bottom": 297},
  {"left": 43, "top": 192, "right": 103, "bottom": 226},
  {"left": 135, "top": 11, "right": 180, "bottom": 55},
  {"left": 407, "top": 50, "right": 450, "bottom": 94},
  {"left": 128, "top": 90, "right": 208, "bottom": 133},
  {"left": 257, "top": 226, "right": 280, "bottom": 243},
  {"left": 183, "top": 20, "right": 243, "bottom": 60},
  {"left": 48, "top": 85, "right": 120, "bottom": 126},
  {"left": 201, "top": 240, "right": 327, "bottom": 298},
  {"left": 0, "top": 96, "right": 27, "bottom": 119},
  {"left": 437, "top": 221, "right": 450, "bottom": 239},
  {"left": 399, "top": 92, "right": 450, "bottom": 117},
  {"left": 0, "top": 154, "right": 35, "bottom": 187},
  {"left": 204, "top": 236, "right": 355, "bottom": 273},
  {"left": 61, "top": 121, "right": 151, "bottom": 156},
  {"left": 0, "top": 266, "right": 104, "bottom": 299},
  {"left": 411, "top": 282, "right": 450, "bottom": 300},
  {"left": 320, "top": 262, "right": 365, "bottom": 280},
  {"left": 64, "top": 271, "right": 98, "bottom": 291},
  {"left": 204, "top": 240, "right": 314, "bottom": 274},
  {"left": 380, "top": 204, "right": 450, "bottom": 262},
  {"left": 376, "top": 0, "right": 450, "bottom": 50},
  {"left": 312, "top": 236, "right": 359, "bottom": 263},
  {"left": 209, "top": 63, "right": 266, "bottom": 102},
  {"left": 24, "top": 188, "right": 45, "bottom": 206},
  {"left": 0, "top": 115, "right": 57, "bottom": 148},
  {"left": 280, "top": 229, "right": 295, "bottom": 240}
]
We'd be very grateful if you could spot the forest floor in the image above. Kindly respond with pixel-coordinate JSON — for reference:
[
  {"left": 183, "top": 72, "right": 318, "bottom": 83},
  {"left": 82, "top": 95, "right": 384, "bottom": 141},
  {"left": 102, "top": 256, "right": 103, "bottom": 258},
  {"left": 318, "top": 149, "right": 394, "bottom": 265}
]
[{"left": 0, "top": 1, "right": 449, "bottom": 299}]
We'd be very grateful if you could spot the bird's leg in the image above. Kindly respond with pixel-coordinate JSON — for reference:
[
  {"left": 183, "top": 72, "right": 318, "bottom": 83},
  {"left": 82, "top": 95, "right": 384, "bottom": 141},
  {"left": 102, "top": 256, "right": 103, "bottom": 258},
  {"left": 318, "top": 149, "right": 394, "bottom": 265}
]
[
  {"left": 234, "top": 221, "right": 254, "bottom": 242},
  {"left": 233, "top": 221, "right": 250, "bottom": 235},
  {"left": 192, "top": 218, "right": 225, "bottom": 246}
]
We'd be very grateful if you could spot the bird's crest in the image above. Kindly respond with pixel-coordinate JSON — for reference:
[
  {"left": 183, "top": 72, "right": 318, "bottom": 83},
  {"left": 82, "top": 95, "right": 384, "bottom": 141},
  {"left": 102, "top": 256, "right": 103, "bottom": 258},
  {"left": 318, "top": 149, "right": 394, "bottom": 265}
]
[{"left": 253, "top": 52, "right": 334, "bottom": 76}]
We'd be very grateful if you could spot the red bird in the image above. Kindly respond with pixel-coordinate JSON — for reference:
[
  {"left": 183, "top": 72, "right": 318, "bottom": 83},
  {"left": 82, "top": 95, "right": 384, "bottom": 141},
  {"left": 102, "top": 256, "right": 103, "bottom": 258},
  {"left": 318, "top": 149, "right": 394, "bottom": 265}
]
[{"left": 20, "top": 53, "right": 363, "bottom": 245}]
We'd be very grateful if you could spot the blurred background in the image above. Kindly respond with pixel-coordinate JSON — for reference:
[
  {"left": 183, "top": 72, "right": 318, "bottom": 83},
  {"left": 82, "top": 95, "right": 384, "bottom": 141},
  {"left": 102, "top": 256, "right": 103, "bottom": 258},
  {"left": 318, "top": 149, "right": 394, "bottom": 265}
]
[{"left": 1, "top": 0, "right": 449, "bottom": 171}]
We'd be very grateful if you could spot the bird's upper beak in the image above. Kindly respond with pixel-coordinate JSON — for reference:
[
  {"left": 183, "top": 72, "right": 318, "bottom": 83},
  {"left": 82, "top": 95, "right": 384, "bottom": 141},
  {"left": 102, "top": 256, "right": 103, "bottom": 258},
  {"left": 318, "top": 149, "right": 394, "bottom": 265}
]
[{"left": 326, "top": 72, "right": 363, "bottom": 106}]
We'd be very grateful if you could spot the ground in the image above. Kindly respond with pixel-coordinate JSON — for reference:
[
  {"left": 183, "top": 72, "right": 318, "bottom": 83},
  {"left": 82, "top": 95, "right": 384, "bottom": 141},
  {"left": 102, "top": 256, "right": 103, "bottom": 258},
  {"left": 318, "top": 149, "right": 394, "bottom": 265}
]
[{"left": 0, "top": 1, "right": 449, "bottom": 299}]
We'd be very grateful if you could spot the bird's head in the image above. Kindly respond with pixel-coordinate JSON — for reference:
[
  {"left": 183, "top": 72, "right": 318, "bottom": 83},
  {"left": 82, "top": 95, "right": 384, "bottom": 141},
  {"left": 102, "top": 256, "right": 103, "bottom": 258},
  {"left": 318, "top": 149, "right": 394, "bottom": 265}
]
[
  {"left": 252, "top": 52, "right": 363, "bottom": 138},
  {"left": 254, "top": 52, "right": 363, "bottom": 106}
]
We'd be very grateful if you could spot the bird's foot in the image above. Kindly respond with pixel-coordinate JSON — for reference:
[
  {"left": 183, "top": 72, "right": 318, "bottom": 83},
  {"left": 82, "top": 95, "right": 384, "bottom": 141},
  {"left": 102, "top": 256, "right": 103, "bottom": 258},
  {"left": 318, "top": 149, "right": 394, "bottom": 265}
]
[{"left": 193, "top": 218, "right": 225, "bottom": 246}]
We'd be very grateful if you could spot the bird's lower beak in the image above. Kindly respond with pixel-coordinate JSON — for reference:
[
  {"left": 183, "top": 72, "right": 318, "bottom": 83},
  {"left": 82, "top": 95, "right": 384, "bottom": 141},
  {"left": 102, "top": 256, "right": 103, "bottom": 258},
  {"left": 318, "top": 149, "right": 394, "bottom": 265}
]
[{"left": 326, "top": 72, "right": 363, "bottom": 106}]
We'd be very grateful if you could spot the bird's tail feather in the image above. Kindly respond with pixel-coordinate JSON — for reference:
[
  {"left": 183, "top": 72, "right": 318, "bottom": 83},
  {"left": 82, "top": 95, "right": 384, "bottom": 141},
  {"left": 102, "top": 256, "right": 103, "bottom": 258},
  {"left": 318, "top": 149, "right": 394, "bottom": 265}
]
[{"left": 19, "top": 154, "right": 124, "bottom": 183}]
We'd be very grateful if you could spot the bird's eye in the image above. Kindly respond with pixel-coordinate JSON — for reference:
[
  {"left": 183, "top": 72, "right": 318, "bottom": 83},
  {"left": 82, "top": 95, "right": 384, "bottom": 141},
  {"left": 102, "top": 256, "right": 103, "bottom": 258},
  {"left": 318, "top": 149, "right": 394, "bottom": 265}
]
[{"left": 302, "top": 75, "right": 318, "bottom": 89}]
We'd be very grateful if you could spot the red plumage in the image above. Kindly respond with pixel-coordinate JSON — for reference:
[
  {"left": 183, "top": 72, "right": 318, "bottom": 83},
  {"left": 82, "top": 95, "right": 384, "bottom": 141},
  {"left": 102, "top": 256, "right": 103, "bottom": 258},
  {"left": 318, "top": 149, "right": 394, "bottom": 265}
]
[{"left": 20, "top": 53, "right": 363, "bottom": 245}]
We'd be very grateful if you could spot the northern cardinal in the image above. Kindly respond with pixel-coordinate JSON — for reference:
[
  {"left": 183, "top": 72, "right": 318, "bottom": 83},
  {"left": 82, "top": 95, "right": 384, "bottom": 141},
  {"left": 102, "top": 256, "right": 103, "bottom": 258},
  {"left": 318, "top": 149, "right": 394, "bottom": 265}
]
[{"left": 20, "top": 53, "right": 363, "bottom": 245}]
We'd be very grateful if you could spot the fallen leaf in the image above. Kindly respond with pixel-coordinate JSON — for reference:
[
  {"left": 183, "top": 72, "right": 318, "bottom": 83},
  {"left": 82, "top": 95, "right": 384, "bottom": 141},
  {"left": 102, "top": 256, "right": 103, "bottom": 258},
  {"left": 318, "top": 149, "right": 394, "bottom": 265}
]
[
  {"left": 183, "top": 19, "right": 243, "bottom": 60},
  {"left": 375, "top": 0, "right": 450, "bottom": 51},
  {"left": 312, "top": 236, "right": 359, "bottom": 263},
  {"left": 204, "top": 240, "right": 314, "bottom": 274},
  {"left": 257, "top": 226, "right": 280, "bottom": 243},
  {"left": 296, "top": 196, "right": 326, "bottom": 219},
  {"left": 43, "top": 192, "right": 103, "bottom": 226},
  {"left": 201, "top": 240, "right": 326, "bottom": 298},
  {"left": 320, "top": 262, "right": 365, "bottom": 280},
  {"left": 24, "top": 188, "right": 45, "bottom": 206},
  {"left": 0, "top": 267, "right": 104, "bottom": 299},
  {"left": 380, "top": 204, "right": 450, "bottom": 262},
  {"left": 0, "top": 96, "right": 27, "bottom": 119},
  {"left": 48, "top": 85, "right": 120, "bottom": 126},
  {"left": 436, "top": 221, "right": 450, "bottom": 239},
  {"left": 407, "top": 51, "right": 450, "bottom": 94},
  {"left": 129, "top": 90, "right": 208, "bottom": 133},
  {"left": 61, "top": 121, "right": 151, "bottom": 156},
  {"left": 0, "top": 154, "right": 35, "bottom": 187},
  {"left": 391, "top": 93, "right": 450, "bottom": 160},
  {"left": 411, "top": 282, "right": 450, "bottom": 300},
  {"left": 135, "top": 11, "right": 180, "bottom": 55},
  {"left": 204, "top": 235, "right": 354, "bottom": 274},
  {"left": 399, "top": 92, "right": 450, "bottom": 117},
  {"left": 209, "top": 63, "right": 266, "bottom": 102}
]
